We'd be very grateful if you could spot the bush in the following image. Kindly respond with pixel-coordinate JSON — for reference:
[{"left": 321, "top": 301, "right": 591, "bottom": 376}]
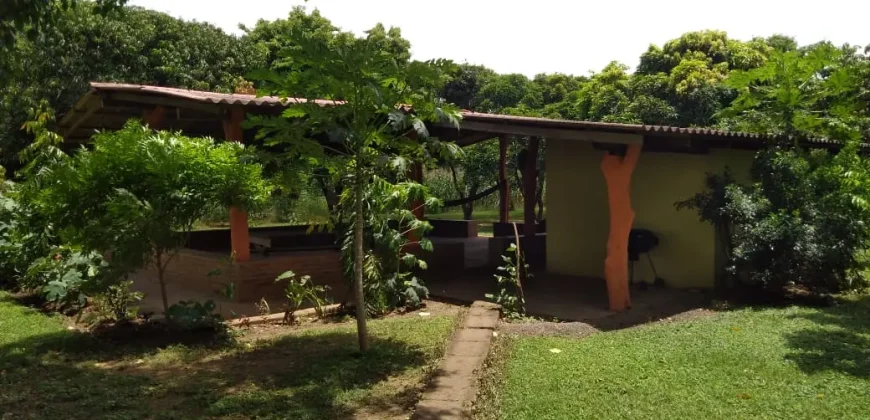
[
  {"left": 486, "top": 242, "right": 528, "bottom": 319},
  {"left": 23, "top": 246, "right": 109, "bottom": 310},
  {"left": 275, "top": 270, "right": 329, "bottom": 324},
  {"left": 678, "top": 142, "right": 870, "bottom": 295},
  {"left": 0, "top": 182, "right": 56, "bottom": 290},
  {"left": 90, "top": 280, "right": 144, "bottom": 324},
  {"left": 35, "top": 121, "right": 270, "bottom": 313},
  {"left": 339, "top": 176, "right": 434, "bottom": 315},
  {"left": 166, "top": 300, "right": 222, "bottom": 330}
]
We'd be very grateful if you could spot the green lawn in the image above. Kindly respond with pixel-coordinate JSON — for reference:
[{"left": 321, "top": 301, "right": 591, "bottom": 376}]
[
  {"left": 0, "top": 293, "right": 460, "bottom": 420},
  {"left": 485, "top": 298, "right": 870, "bottom": 420},
  {"left": 428, "top": 209, "right": 525, "bottom": 237}
]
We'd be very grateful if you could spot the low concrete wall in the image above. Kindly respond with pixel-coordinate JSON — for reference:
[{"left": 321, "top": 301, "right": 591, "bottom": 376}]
[
  {"left": 428, "top": 219, "right": 478, "bottom": 238},
  {"left": 157, "top": 248, "right": 349, "bottom": 304},
  {"left": 492, "top": 220, "right": 546, "bottom": 237},
  {"left": 187, "top": 225, "right": 336, "bottom": 252}
]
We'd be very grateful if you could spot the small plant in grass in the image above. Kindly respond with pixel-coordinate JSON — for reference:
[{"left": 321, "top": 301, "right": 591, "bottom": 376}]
[
  {"left": 166, "top": 300, "right": 222, "bottom": 330},
  {"left": 90, "top": 280, "right": 144, "bottom": 324},
  {"left": 486, "top": 242, "right": 528, "bottom": 320},
  {"left": 276, "top": 270, "right": 329, "bottom": 324}
]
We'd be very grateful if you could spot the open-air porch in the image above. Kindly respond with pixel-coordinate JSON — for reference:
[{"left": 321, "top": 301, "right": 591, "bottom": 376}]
[{"left": 59, "top": 81, "right": 776, "bottom": 319}]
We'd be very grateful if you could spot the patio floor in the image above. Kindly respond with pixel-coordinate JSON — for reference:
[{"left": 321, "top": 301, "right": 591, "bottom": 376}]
[{"left": 424, "top": 270, "right": 709, "bottom": 330}]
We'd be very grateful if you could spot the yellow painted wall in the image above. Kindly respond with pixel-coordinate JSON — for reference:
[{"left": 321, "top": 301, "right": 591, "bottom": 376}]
[{"left": 546, "top": 140, "right": 754, "bottom": 288}]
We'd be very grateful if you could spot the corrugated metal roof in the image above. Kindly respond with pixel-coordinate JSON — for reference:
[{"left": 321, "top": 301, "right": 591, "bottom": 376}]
[
  {"left": 89, "top": 82, "right": 340, "bottom": 107},
  {"left": 458, "top": 111, "right": 775, "bottom": 140},
  {"left": 71, "top": 82, "right": 851, "bottom": 147}
]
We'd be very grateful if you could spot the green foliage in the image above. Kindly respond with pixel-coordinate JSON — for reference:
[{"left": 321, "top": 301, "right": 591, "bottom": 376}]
[
  {"left": 1, "top": 2, "right": 266, "bottom": 172},
  {"left": 678, "top": 142, "right": 870, "bottom": 294},
  {"left": 34, "top": 121, "right": 269, "bottom": 312},
  {"left": 486, "top": 243, "right": 528, "bottom": 319},
  {"left": 442, "top": 64, "right": 497, "bottom": 110},
  {"left": 339, "top": 177, "right": 436, "bottom": 315},
  {"left": 0, "top": 0, "right": 128, "bottom": 51},
  {"left": 90, "top": 280, "right": 144, "bottom": 323},
  {"left": 275, "top": 270, "right": 329, "bottom": 324},
  {"left": 23, "top": 245, "right": 108, "bottom": 310},
  {"left": 165, "top": 299, "right": 222, "bottom": 330},
  {"left": 250, "top": 8, "right": 460, "bottom": 344},
  {"left": 446, "top": 141, "right": 501, "bottom": 219},
  {"left": 720, "top": 42, "right": 867, "bottom": 140}
]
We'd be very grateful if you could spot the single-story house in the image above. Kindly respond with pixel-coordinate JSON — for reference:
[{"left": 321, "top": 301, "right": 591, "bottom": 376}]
[{"left": 59, "top": 82, "right": 844, "bottom": 311}]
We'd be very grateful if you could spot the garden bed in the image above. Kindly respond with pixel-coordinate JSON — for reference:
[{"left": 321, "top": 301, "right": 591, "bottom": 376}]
[{"left": 0, "top": 293, "right": 465, "bottom": 420}]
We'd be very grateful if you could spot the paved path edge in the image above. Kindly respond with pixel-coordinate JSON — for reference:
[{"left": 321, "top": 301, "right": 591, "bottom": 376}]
[{"left": 412, "top": 300, "right": 500, "bottom": 420}]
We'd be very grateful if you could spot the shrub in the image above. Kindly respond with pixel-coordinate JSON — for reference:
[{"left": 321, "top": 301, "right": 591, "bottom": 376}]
[
  {"left": 339, "top": 176, "right": 435, "bottom": 315},
  {"left": 678, "top": 142, "right": 870, "bottom": 294},
  {"left": 90, "top": 280, "right": 144, "bottom": 324},
  {"left": 0, "top": 182, "right": 56, "bottom": 291},
  {"left": 23, "top": 246, "right": 109, "bottom": 310},
  {"left": 166, "top": 300, "right": 222, "bottom": 330},
  {"left": 275, "top": 270, "right": 329, "bottom": 324},
  {"left": 35, "top": 121, "right": 270, "bottom": 313},
  {"left": 486, "top": 242, "right": 528, "bottom": 319}
]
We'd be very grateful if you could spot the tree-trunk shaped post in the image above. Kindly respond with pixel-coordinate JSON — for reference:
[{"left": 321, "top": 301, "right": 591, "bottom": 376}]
[
  {"left": 498, "top": 135, "right": 510, "bottom": 223},
  {"left": 223, "top": 106, "right": 250, "bottom": 262},
  {"left": 601, "top": 143, "right": 641, "bottom": 312}
]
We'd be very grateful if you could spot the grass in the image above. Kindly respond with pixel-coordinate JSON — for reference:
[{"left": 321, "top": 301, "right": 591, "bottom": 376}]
[
  {"left": 428, "top": 208, "right": 525, "bottom": 237},
  {"left": 484, "top": 298, "right": 870, "bottom": 420},
  {"left": 0, "top": 293, "right": 461, "bottom": 420}
]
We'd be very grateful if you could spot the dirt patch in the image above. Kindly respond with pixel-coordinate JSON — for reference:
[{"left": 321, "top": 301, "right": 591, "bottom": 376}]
[
  {"left": 499, "top": 320, "right": 600, "bottom": 338},
  {"left": 236, "top": 300, "right": 463, "bottom": 342},
  {"left": 500, "top": 307, "right": 718, "bottom": 337},
  {"left": 649, "top": 308, "right": 717, "bottom": 324}
]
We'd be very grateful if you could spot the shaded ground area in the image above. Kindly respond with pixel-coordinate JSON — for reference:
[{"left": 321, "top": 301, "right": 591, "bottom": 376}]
[
  {"left": 426, "top": 270, "right": 709, "bottom": 330},
  {"left": 0, "top": 293, "right": 463, "bottom": 420},
  {"left": 130, "top": 270, "right": 264, "bottom": 319},
  {"left": 478, "top": 296, "right": 870, "bottom": 420}
]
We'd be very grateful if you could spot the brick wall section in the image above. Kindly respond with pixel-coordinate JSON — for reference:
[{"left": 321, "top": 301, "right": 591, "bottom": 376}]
[{"left": 161, "top": 248, "right": 350, "bottom": 304}]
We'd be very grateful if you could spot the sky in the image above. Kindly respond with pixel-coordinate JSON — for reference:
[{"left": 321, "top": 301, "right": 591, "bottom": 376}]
[{"left": 130, "top": 0, "right": 870, "bottom": 77}]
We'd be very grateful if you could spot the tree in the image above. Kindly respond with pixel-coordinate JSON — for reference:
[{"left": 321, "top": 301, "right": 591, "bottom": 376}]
[
  {"left": 1, "top": 3, "right": 266, "bottom": 173},
  {"left": 35, "top": 122, "right": 269, "bottom": 313},
  {"left": 447, "top": 141, "right": 501, "bottom": 220},
  {"left": 441, "top": 63, "right": 497, "bottom": 110},
  {"left": 251, "top": 16, "right": 460, "bottom": 351},
  {"left": 0, "top": 0, "right": 128, "bottom": 50},
  {"left": 720, "top": 42, "right": 865, "bottom": 140},
  {"left": 477, "top": 73, "right": 534, "bottom": 112}
]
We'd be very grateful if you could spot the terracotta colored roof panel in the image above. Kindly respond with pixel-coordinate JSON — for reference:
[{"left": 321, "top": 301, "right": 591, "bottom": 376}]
[{"left": 89, "top": 82, "right": 340, "bottom": 107}]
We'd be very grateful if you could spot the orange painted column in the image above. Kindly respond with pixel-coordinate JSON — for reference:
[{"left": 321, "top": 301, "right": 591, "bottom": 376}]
[
  {"left": 601, "top": 143, "right": 641, "bottom": 312},
  {"left": 498, "top": 135, "right": 510, "bottom": 223},
  {"left": 223, "top": 107, "right": 250, "bottom": 262}
]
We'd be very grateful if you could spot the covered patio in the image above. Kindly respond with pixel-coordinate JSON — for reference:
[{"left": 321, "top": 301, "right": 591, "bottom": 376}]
[{"left": 59, "top": 82, "right": 778, "bottom": 318}]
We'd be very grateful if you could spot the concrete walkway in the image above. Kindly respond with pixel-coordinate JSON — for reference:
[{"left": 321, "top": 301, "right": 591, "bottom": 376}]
[{"left": 413, "top": 301, "right": 500, "bottom": 420}]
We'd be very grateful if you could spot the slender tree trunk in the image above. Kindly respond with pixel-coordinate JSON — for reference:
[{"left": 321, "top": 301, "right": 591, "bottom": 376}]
[
  {"left": 353, "top": 162, "right": 369, "bottom": 352},
  {"left": 462, "top": 202, "right": 474, "bottom": 220},
  {"left": 155, "top": 250, "right": 169, "bottom": 314}
]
